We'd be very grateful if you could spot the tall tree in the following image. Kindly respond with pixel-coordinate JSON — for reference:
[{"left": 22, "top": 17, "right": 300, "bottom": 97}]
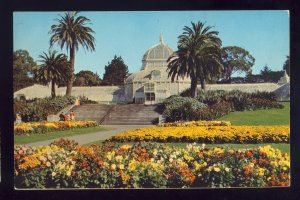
[
  {"left": 167, "top": 21, "right": 223, "bottom": 98},
  {"left": 283, "top": 56, "right": 290, "bottom": 76},
  {"left": 35, "top": 50, "right": 70, "bottom": 98},
  {"left": 260, "top": 65, "right": 284, "bottom": 83},
  {"left": 13, "top": 50, "right": 37, "bottom": 92},
  {"left": 74, "top": 70, "right": 102, "bottom": 86},
  {"left": 49, "top": 12, "right": 96, "bottom": 96},
  {"left": 102, "top": 55, "right": 128, "bottom": 86},
  {"left": 221, "top": 46, "right": 255, "bottom": 83}
]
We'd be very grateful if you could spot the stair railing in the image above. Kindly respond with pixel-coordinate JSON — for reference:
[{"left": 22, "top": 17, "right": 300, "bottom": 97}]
[{"left": 99, "top": 104, "right": 117, "bottom": 124}]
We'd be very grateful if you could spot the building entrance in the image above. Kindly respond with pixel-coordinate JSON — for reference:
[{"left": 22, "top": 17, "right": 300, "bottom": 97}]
[{"left": 145, "top": 92, "right": 155, "bottom": 105}]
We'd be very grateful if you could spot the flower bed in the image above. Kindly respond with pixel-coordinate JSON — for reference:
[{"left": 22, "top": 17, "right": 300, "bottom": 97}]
[
  {"left": 14, "top": 121, "right": 98, "bottom": 135},
  {"left": 108, "top": 126, "right": 289, "bottom": 143},
  {"left": 159, "top": 120, "right": 231, "bottom": 127},
  {"left": 14, "top": 141, "right": 290, "bottom": 188}
]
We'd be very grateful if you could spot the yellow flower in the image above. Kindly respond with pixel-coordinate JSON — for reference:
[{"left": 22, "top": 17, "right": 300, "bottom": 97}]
[
  {"left": 115, "top": 155, "right": 123, "bottom": 162},
  {"left": 110, "top": 164, "right": 116, "bottom": 171},
  {"left": 214, "top": 167, "right": 221, "bottom": 172},
  {"left": 119, "top": 164, "right": 125, "bottom": 170},
  {"left": 128, "top": 161, "right": 137, "bottom": 172},
  {"left": 66, "top": 170, "right": 71, "bottom": 176},
  {"left": 106, "top": 154, "right": 112, "bottom": 161},
  {"left": 52, "top": 172, "right": 57, "bottom": 177}
]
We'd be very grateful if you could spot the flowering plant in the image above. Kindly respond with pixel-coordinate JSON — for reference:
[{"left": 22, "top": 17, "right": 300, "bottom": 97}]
[
  {"left": 109, "top": 125, "right": 289, "bottom": 143},
  {"left": 159, "top": 120, "right": 231, "bottom": 127},
  {"left": 15, "top": 140, "right": 290, "bottom": 188},
  {"left": 14, "top": 121, "right": 98, "bottom": 135}
]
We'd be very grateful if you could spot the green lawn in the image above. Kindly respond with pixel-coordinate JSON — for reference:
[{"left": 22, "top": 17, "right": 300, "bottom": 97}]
[
  {"left": 15, "top": 126, "right": 110, "bottom": 145},
  {"left": 218, "top": 102, "right": 290, "bottom": 125}
]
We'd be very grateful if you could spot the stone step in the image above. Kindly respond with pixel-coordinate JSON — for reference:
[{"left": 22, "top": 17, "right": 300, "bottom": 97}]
[{"left": 72, "top": 104, "right": 161, "bottom": 125}]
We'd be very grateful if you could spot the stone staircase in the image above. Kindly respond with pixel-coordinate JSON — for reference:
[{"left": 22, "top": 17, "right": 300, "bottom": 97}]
[
  {"left": 71, "top": 104, "right": 115, "bottom": 122},
  {"left": 102, "top": 104, "right": 161, "bottom": 125},
  {"left": 71, "top": 104, "right": 161, "bottom": 125}
]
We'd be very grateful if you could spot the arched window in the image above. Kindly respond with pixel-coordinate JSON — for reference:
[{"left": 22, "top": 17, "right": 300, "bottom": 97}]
[
  {"left": 144, "top": 82, "right": 155, "bottom": 92},
  {"left": 151, "top": 70, "right": 161, "bottom": 79}
]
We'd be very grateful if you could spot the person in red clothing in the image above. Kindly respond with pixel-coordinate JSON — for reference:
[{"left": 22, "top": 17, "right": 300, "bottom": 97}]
[{"left": 70, "top": 111, "right": 75, "bottom": 121}]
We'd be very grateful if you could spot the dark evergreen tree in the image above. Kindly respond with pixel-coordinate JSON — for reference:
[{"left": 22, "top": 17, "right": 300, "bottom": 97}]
[
  {"left": 102, "top": 55, "right": 129, "bottom": 86},
  {"left": 283, "top": 56, "right": 290, "bottom": 76}
]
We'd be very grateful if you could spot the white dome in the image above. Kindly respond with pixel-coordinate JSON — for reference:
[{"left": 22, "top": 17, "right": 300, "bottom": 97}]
[
  {"left": 126, "top": 33, "right": 190, "bottom": 84},
  {"left": 142, "top": 43, "right": 173, "bottom": 62},
  {"left": 141, "top": 34, "right": 173, "bottom": 70}
]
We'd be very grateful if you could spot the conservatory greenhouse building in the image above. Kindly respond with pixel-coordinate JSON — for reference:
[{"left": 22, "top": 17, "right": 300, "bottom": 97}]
[{"left": 124, "top": 34, "right": 191, "bottom": 104}]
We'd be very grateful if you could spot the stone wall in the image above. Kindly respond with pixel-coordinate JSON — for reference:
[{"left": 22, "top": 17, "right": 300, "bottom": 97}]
[{"left": 14, "top": 82, "right": 288, "bottom": 103}]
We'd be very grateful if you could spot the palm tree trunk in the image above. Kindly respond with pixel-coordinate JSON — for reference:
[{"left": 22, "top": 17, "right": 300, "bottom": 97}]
[
  {"left": 200, "top": 78, "right": 206, "bottom": 91},
  {"left": 66, "top": 47, "right": 75, "bottom": 96},
  {"left": 190, "top": 77, "right": 198, "bottom": 98},
  {"left": 51, "top": 80, "right": 56, "bottom": 98}
]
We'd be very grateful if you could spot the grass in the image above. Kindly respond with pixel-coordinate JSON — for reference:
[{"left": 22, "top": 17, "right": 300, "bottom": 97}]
[
  {"left": 166, "top": 143, "right": 290, "bottom": 154},
  {"left": 84, "top": 140, "right": 290, "bottom": 154},
  {"left": 14, "top": 126, "right": 110, "bottom": 145},
  {"left": 218, "top": 102, "right": 290, "bottom": 125}
]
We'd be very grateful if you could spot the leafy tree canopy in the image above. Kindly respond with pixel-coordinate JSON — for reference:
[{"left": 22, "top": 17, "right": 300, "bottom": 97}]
[
  {"left": 13, "top": 49, "right": 38, "bottom": 92},
  {"left": 221, "top": 46, "right": 255, "bottom": 82},
  {"left": 74, "top": 70, "right": 102, "bottom": 86},
  {"left": 102, "top": 55, "right": 128, "bottom": 86}
]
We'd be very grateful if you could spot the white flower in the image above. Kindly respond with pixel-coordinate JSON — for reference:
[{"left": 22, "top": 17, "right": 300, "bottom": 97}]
[
  {"left": 52, "top": 172, "right": 56, "bottom": 177},
  {"left": 201, "top": 143, "right": 206, "bottom": 149}
]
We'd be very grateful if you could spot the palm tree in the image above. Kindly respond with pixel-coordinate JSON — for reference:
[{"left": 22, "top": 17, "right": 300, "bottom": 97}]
[
  {"left": 49, "top": 12, "right": 96, "bottom": 96},
  {"left": 167, "top": 22, "right": 223, "bottom": 98},
  {"left": 35, "top": 50, "right": 70, "bottom": 98}
]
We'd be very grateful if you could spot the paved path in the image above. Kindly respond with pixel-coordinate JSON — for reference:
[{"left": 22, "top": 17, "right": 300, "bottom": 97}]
[{"left": 26, "top": 125, "right": 153, "bottom": 147}]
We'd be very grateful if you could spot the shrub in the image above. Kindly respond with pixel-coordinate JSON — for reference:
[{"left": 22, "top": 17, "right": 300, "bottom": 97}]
[
  {"left": 162, "top": 95, "right": 207, "bottom": 122},
  {"left": 15, "top": 96, "right": 76, "bottom": 122},
  {"left": 195, "top": 101, "right": 232, "bottom": 120},
  {"left": 78, "top": 95, "right": 98, "bottom": 105},
  {"left": 196, "top": 90, "right": 283, "bottom": 111}
]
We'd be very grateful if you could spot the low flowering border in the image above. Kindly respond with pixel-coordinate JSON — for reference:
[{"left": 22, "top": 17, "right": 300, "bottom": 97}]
[
  {"left": 14, "top": 141, "right": 290, "bottom": 188},
  {"left": 158, "top": 120, "right": 231, "bottom": 127},
  {"left": 14, "top": 121, "right": 98, "bottom": 135},
  {"left": 108, "top": 126, "right": 289, "bottom": 144}
]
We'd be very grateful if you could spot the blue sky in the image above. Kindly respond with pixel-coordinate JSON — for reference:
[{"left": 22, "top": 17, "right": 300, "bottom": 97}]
[{"left": 14, "top": 11, "right": 289, "bottom": 78}]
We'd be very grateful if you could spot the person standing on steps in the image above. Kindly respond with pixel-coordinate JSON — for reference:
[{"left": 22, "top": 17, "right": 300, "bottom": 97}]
[
  {"left": 59, "top": 112, "right": 65, "bottom": 121},
  {"left": 70, "top": 111, "right": 75, "bottom": 121}
]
